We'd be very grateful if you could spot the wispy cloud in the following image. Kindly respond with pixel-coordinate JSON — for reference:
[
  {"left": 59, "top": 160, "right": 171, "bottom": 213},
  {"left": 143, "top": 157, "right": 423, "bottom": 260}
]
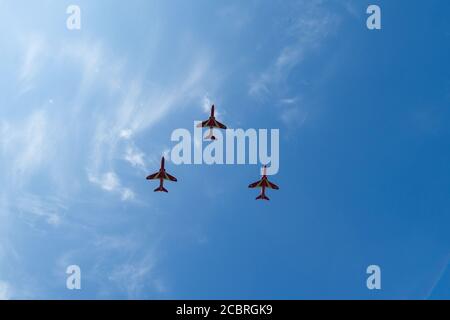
[
  {"left": 280, "top": 105, "right": 308, "bottom": 128},
  {"left": 55, "top": 233, "right": 167, "bottom": 299},
  {"left": 2, "top": 31, "right": 210, "bottom": 298},
  {"left": 103, "top": 236, "right": 168, "bottom": 298},
  {"left": 341, "top": 0, "right": 362, "bottom": 19},
  {"left": 278, "top": 96, "right": 309, "bottom": 128},
  {"left": 0, "top": 2, "right": 224, "bottom": 299},
  {"left": 108, "top": 254, "right": 157, "bottom": 298},
  {"left": 1, "top": 110, "right": 49, "bottom": 187},
  {"left": 202, "top": 95, "right": 213, "bottom": 113},
  {"left": 16, "top": 194, "right": 67, "bottom": 228},
  {"left": 88, "top": 172, "right": 135, "bottom": 202},
  {"left": 18, "top": 34, "right": 46, "bottom": 93},
  {"left": 124, "top": 146, "right": 147, "bottom": 171},
  {"left": 201, "top": 94, "right": 227, "bottom": 123},
  {"left": 86, "top": 52, "right": 211, "bottom": 200},
  {"left": 249, "top": 1, "right": 340, "bottom": 99},
  {"left": 119, "top": 129, "right": 133, "bottom": 140}
]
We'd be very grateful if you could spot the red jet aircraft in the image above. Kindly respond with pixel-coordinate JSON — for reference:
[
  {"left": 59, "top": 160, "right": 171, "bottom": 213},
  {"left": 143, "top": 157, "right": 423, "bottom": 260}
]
[
  {"left": 248, "top": 166, "right": 279, "bottom": 200},
  {"left": 146, "top": 157, "right": 178, "bottom": 193},
  {"left": 197, "top": 104, "right": 227, "bottom": 140}
]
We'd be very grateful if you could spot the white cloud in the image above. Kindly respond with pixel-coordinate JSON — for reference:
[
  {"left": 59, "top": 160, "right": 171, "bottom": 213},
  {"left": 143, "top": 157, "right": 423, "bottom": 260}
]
[
  {"left": 88, "top": 172, "right": 135, "bottom": 202},
  {"left": 278, "top": 96, "right": 308, "bottom": 128},
  {"left": 108, "top": 253, "right": 164, "bottom": 298},
  {"left": 15, "top": 194, "right": 67, "bottom": 227},
  {"left": 249, "top": 74, "right": 270, "bottom": 98},
  {"left": 162, "top": 148, "right": 171, "bottom": 161},
  {"left": 54, "top": 233, "right": 165, "bottom": 298},
  {"left": 1, "top": 14, "right": 214, "bottom": 297},
  {"left": 249, "top": 1, "right": 339, "bottom": 99},
  {"left": 119, "top": 129, "right": 133, "bottom": 140},
  {"left": 341, "top": 0, "right": 361, "bottom": 19},
  {"left": 201, "top": 94, "right": 224, "bottom": 119},
  {"left": 7, "top": 25, "right": 212, "bottom": 203},
  {"left": 280, "top": 105, "right": 308, "bottom": 128},
  {"left": 1, "top": 111, "right": 49, "bottom": 187},
  {"left": 85, "top": 51, "right": 211, "bottom": 200},
  {"left": 124, "top": 145, "right": 147, "bottom": 171},
  {"left": 93, "top": 234, "right": 138, "bottom": 251},
  {"left": 14, "top": 112, "right": 47, "bottom": 176},
  {"left": 94, "top": 172, "right": 120, "bottom": 192},
  {"left": 56, "top": 233, "right": 166, "bottom": 298},
  {"left": 280, "top": 97, "right": 299, "bottom": 105},
  {"left": 121, "top": 188, "right": 135, "bottom": 201},
  {"left": 18, "top": 34, "right": 46, "bottom": 93},
  {"left": 202, "top": 95, "right": 213, "bottom": 113},
  {"left": 58, "top": 41, "right": 105, "bottom": 92}
]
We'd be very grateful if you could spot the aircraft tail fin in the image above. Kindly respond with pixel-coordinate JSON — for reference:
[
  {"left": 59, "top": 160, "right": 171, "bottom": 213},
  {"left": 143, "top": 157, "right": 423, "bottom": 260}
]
[
  {"left": 154, "top": 186, "right": 168, "bottom": 193},
  {"left": 256, "top": 194, "right": 270, "bottom": 201}
]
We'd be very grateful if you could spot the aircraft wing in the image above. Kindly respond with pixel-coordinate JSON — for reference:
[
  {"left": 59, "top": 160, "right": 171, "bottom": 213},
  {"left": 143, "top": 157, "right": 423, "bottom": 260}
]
[
  {"left": 197, "top": 120, "right": 210, "bottom": 128},
  {"left": 146, "top": 172, "right": 161, "bottom": 180},
  {"left": 266, "top": 180, "right": 280, "bottom": 190},
  {"left": 197, "top": 118, "right": 227, "bottom": 129},
  {"left": 248, "top": 180, "right": 263, "bottom": 188},
  {"left": 213, "top": 119, "right": 227, "bottom": 129},
  {"left": 250, "top": 179, "right": 279, "bottom": 189},
  {"left": 164, "top": 172, "right": 178, "bottom": 182}
]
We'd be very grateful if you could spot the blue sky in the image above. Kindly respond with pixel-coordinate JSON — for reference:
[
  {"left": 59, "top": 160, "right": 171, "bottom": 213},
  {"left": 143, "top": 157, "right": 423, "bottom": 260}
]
[{"left": 0, "top": 0, "right": 450, "bottom": 299}]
